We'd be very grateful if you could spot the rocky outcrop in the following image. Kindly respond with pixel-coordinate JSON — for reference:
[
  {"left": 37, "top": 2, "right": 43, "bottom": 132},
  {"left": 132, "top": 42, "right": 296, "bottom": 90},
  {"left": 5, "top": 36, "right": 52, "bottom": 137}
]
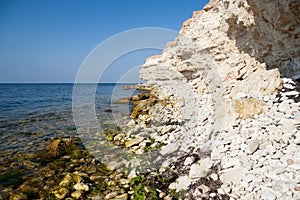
[{"left": 135, "top": 0, "right": 300, "bottom": 199}]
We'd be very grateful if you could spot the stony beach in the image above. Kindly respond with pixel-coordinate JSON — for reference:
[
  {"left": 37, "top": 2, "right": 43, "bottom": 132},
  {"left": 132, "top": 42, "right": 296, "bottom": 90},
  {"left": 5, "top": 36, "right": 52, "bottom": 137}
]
[{"left": 1, "top": 0, "right": 300, "bottom": 199}]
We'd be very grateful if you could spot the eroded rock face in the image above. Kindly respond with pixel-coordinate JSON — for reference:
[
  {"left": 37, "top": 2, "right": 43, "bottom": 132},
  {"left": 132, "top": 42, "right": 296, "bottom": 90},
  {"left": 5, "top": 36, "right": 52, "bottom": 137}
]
[{"left": 139, "top": 0, "right": 299, "bottom": 127}]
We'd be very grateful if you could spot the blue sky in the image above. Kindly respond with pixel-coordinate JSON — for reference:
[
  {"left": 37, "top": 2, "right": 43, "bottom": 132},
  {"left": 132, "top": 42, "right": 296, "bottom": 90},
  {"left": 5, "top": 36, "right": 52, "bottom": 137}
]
[{"left": 0, "top": 0, "right": 209, "bottom": 83}]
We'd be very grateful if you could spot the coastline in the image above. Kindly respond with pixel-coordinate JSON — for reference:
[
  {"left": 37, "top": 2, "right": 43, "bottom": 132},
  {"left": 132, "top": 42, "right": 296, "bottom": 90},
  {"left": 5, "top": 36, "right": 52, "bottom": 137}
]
[{"left": 1, "top": 0, "right": 300, "bottom": 199}]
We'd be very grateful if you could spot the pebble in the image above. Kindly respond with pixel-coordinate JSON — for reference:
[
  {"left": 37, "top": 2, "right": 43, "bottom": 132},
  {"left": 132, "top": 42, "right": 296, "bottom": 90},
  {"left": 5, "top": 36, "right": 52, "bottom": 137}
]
[
  {"left": 184, "top": 156, "right": 195, "bottom": 166},
  {"left": 160, "top": 142, "right": 179, "bottom": 155},
  {"left": 125, "top": 137, "right": 144, "bottom": 148},
  {"left": 54, "top": 188, "right": 69, "bottom": 199},
  {"left": 73, "top": 182, "right": 89, "bottom": 191},
  {"left": 261, "top": 188, "right": 276, "bottom": 200},
  {"left": 71, "top": 191, "right": 82, "bottom": 199},
  {"left": 189, "top": 158, "right": 212, "bottom": 179},
  {"left": 247, "top": 139, "right": 260, "bottom": 154},
  {"left": 105, "top": 192, "right": 118, "bottom": 199}
]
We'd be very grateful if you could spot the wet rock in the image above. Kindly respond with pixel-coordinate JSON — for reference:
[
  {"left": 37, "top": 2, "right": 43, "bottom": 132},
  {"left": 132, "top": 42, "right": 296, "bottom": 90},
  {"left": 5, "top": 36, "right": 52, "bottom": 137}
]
[
  {"left": 45, "top": 138, "right": 73, "bottom": 158},
  {"left": 125, "top": 137, "right": 144, "bottom": 148},
  {"left": 73, "top": 182, "right": 89, "bottom": 191},
  {"left": 53, "top": 187, "right": 69, "bottom": 199},
  {"left": 59, "top": 173, "right": 73, "bottom": 187},
  {"left": 71, "top": 191, "right": 82, "bottom": 199}
]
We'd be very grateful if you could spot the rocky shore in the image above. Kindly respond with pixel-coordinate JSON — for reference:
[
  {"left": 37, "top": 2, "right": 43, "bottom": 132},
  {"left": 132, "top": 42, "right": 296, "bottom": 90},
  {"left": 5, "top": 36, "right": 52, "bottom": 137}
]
[{"left": 1, "top": 0, "right": 299, "bottom": 199}]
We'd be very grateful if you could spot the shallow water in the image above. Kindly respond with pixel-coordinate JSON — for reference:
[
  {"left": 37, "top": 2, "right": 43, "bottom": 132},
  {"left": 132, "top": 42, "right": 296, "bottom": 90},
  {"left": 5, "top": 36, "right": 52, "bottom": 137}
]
[{"left": 0, "top": 83, "right": 136, "bottom": 155}]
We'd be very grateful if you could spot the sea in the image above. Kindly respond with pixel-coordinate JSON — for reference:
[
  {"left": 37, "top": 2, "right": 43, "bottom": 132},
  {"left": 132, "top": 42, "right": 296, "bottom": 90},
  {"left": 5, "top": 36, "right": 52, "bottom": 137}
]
[{"left": 0, "top": 83, "right": 137, "bottom": 156}]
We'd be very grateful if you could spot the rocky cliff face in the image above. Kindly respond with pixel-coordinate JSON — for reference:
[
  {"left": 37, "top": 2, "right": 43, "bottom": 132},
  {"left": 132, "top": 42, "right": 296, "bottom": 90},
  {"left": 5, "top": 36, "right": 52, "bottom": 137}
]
[
  {"left": 136, "top": 0, "right": 300, "bottom": 199},
  {"left": 140, "top": 0, "right": 299, "bottom": 129}
]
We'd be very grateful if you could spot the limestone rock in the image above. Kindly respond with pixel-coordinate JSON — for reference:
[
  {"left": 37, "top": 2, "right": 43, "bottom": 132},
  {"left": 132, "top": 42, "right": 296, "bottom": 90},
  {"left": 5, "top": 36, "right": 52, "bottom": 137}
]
[
  {"left": 125, "top": 137, "right": 144, "bottom": 148},
  {"left": 219, "top": 167, "right": 247, "bottom": 185},
  {"left": 189, "top": 158, "right": 212, "bottom": 179}
]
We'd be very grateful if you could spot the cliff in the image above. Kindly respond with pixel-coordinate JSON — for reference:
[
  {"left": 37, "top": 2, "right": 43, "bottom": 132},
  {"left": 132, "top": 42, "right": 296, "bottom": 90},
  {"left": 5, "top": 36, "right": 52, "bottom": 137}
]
[{"left": 134, "top": 0, "right": 300, "bottom": 199}]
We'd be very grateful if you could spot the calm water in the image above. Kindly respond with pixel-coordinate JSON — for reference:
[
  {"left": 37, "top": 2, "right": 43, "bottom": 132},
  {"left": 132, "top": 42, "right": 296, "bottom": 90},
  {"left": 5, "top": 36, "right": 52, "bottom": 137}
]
[{"left": 0, "top": 83, "right": 136, "bottom": 154}]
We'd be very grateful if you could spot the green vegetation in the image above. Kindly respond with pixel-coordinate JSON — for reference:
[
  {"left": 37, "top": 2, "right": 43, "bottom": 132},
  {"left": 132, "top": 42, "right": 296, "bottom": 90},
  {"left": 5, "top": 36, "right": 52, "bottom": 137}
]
[{"left": 129, "top": 174, "right": 186, "bottom": 200}]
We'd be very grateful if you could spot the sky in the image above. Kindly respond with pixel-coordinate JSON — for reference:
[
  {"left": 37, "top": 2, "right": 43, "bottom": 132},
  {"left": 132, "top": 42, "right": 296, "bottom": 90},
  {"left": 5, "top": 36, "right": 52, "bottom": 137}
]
[{"left": 0, "top": 0, "right": 209, "bottom": 83}]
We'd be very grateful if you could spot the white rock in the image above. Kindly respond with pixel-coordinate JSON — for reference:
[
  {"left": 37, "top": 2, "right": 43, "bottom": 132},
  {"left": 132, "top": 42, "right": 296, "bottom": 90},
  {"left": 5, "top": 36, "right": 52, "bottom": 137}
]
[
  {"left": 283, "top": 91, "right": 299, "bottom": 96},
  {"left": 221, "top": 157, "right": 241, "bottom": 169},
  {"left": 189, "top": 158, "right": 212, "bottom": 179},
  {"left": 263, "top": 96, "right": 270, "bottom": 102},
  {"left": 160, "top": 142, "right": 179, "bottom": 155},
  {"left": 220, "top": 167, "right": 247, "bottom": 185},
  {"left": 168, "top": 176, "right": 192, "bottom": 191},
  {"left": 128, "top": 168, "right": 137, "bottom": 179},
  {"left": 283, "top": 83, "right": 295, "bottom": 90},
  {"left": 278, "top": 101, "right": 291, "bottom": 114},
  {"left": 261, "top": 188, "right": 276, "bottom": 200},
  {"left": 198, "top": 184, "right": 210, "bottom": 194},
  {"left": 247, "top": 139, "right": 260, "bottom": 154},
  {"left": 125, "top": 137, "right": 144, "bottom": 148},
  {"left": 184, "top": 156, "right": 195, "bottom": 166},
  {"left": 209, "top": 173, "right": 218, "bottom": 181},
  {"left": 294, "top": 137, "right": 300, "bottom": 145},
  {"left": 161, "top": 125, "right": 174, "bottom": 135},
  {"left": 73, "top": 182, "right": 89, "bottom": 191}
]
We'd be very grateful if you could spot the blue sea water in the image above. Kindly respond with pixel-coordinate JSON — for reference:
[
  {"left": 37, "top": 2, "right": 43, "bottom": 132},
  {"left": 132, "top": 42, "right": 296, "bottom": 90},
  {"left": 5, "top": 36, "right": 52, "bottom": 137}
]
[{"left": 0, "top": 83, "right": 136, "bottom": 154}]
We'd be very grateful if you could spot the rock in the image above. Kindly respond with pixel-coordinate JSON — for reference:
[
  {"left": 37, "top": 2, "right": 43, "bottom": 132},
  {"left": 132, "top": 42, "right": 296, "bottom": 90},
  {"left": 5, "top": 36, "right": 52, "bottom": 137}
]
[
  {"left": 113, "top": 193, "right": 128, "bottom": 200},
  {"left": 278, "top": 101, "right": 291, "bottom": 114},
  {"left": 125, "top": 137, "right": 144, "bottom": 148},
  {"left": 198, "top": 184, "right": 210, "bottom": 194},
  {"left": 261, "top": 188, "right": 276, "bottom": 200},
  {"left": 209, "top": 173, "right": 218, "bottom": 181},
  {"left": 71, "top": 191, "right": 82, "bottom": 199},
  {"left": 294, "top": 137, "right": 300, "bottom": 145},
  {"left": 247, "top": 139, "right": 260, "bottom": 154},
  {"left": 59, "top": 173, "right": 73, "bottom": 187},
  {"left": 220, "top": 167, "right": 247, "bottom": 185},
  {"left": 106, "top": 161, "right": 125, "bottom": 171},
  {"left": 105, "top": 192, "right": 118, "bottom": 199},
  {"left": 10, "top": 193, "right": 28, "bottom": 200},
  {"left": 184, "top": 156, "right": 195, "bottom": 166},
  {"left": 168, "top": 176, "right": 193, "bottom": 191},
  {"left": 161, "top": 125, "right": 174, "bottom": 135},
  {"left": 283, "top": 83, "right": 295, "bottom": 90},
  {"left": 189, "top": 158, "right": 212, "bottom": 179},
  {"left": 128, "top": 168, "right": 137, "bottom": 179},
  {"left": 235, "top": 98, "right": 266, "bottom": 119},
  {"left": 283, "top": 91, "right": 299, "bottom": 96},
  {"left": 53, "top": 188, "right": 69, "bottom": 199},
  {"left": 45, "top": 138, "right": 73, "bottom": 158},
  {"left": 221, "top": 157, "right": 241, "bottom": 169},
  {"left": 160, "top": 142, "right": 179, "bottom": 155},
  {"left": 73, "top": 182, "right": 89, "bottom": 191}
]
